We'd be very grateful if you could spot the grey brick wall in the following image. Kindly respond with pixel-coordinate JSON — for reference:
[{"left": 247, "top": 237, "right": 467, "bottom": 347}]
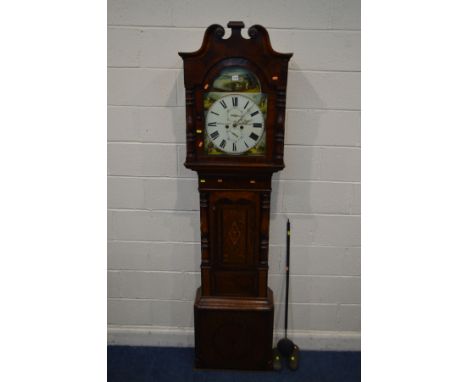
[{"left": 108, "top": 0, "right": 360, "bottom": 350}]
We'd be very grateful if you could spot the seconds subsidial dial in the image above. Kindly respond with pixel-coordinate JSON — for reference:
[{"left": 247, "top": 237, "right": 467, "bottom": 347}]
[{"left": 205, "top": 94, "right": 265, "bottom": 154}]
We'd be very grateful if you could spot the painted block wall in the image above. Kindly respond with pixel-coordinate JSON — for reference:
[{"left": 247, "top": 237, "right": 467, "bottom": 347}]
[{"left": 108, "top": 0, "right": 361, "bottom": 350}]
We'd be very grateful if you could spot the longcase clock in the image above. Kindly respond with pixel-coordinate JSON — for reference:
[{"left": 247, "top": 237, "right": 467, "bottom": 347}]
[{"left": 178, "top": 21, "right": 292, "bottom": 370}]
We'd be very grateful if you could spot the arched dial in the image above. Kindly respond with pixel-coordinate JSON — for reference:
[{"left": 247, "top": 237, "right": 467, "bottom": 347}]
[{"left": 205, "top": 94, "right": 265, "bottom": 154}]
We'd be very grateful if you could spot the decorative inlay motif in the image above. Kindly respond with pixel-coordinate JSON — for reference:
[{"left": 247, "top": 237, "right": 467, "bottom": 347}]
[
  {"left": 220, "top": 204, "right": 249, "bottom": 264},
  {"left": 228, "top": 221, "right": 242, "bottom": 245}
]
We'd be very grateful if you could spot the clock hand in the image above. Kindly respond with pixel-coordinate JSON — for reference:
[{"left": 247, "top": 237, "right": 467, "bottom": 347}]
[{"left": 234, "top": 103, "right": 255, "bottom": 125}]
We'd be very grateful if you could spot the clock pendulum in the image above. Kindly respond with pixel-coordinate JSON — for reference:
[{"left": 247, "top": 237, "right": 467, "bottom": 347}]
[
  {"left": 276, "top": 219, "right": 300, "bottom": 370},
  {"left": 178, "top": 21, "right": 292, "bottom": 370}
]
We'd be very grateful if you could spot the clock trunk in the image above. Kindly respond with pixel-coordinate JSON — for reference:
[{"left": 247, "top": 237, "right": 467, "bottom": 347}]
[{"left": 195, "top": 174, "right": 273, "bottom": 369}]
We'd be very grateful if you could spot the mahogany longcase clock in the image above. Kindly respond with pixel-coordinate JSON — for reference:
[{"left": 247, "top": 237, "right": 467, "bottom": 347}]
[{"left": 179, "top": 21, "right": 292, "bottom": 370}]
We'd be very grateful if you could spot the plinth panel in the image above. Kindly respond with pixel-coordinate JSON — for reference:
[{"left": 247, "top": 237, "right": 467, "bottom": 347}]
[{"left": 194, "top": 288, "right": 274, "bottom": 370}]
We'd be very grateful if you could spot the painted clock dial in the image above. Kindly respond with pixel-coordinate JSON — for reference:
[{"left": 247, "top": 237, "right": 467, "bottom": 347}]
[
  {"left": 205, "top": 94, "right": 265, "bottom": 154},
  {"left": 203, "top": 65, "right": 268, "bottom": 156}
]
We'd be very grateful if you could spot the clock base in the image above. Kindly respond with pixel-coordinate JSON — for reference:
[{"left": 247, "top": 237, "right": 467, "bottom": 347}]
[{"left": 194, "top": 287, "right": 274, "bottom": 370}]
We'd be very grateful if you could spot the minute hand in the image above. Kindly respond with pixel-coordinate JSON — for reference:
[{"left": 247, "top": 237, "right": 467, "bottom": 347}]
[{"left": 235, "top": 103, "right": 256, "bottom": 124}]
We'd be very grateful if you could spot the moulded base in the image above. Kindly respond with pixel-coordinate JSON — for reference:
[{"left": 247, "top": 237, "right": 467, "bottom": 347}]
[{"left": 194, "top": 287, "right": 274, "bottom": 370}]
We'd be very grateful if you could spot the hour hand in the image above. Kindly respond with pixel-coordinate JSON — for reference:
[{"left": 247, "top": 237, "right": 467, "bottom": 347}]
[
  {"left": 238, "top": 118, "right": 251, "bottom": 125},
  {"left": 207, "top": 121, "right": 229, "bottom": 128}
]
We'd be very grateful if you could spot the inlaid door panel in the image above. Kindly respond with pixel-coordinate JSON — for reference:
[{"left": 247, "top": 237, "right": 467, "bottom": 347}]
[{"left": 209, "top": 191, "right": 259, "bottom": 268}]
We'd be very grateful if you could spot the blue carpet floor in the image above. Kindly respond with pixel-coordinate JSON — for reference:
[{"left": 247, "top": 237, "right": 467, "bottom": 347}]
[{"left": 108, "top": 346, "right": 360, "bottom": 382}]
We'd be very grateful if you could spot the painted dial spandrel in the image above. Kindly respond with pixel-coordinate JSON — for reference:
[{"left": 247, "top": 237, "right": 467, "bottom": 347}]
[{"left": 205, "top": 94, "right": 265, "bottom": 155}]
